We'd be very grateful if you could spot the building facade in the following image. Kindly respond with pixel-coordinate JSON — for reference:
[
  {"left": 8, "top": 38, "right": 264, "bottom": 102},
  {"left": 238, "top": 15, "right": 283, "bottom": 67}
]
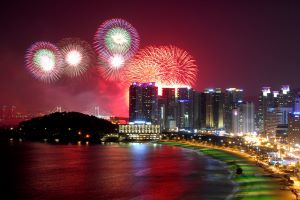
[
  {"left": 119, "top": 123, "right": 161, "bottom": 140},
  {"left": 203, "top": 88, "right": 224, "bottom": 130},
  {"left": 258, "top": 85, "right": 294, "bottom": 135},
  {"left": 288, "top": 113, "right": 300, "bottom": 146},
  {"left": 224, "top": 88, "right": 243, "bottom": 133},
  {"left": 177, "top": 87, "right": 194, "bottom": 130},
  {"left": 129, "top": 82, "right": 158, "bottom": 124},
  {"left": 232, "top": 102, "right": 255, "bottom": 134}
]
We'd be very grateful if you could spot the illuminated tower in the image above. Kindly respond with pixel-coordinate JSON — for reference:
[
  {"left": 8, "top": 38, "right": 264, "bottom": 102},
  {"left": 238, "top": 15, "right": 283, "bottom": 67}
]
[
  {"left": 213, "top": 88, "right": 224, "bottom": 129},
  {"left": 294, "top": 96, "right": 300, "bottom": 112},
  {"left": 193, "top": 91, "right": 202, "bottom": 130},
  {"left": 204, "top": 88, "right": 224, "bottom": 129},
  {"left": 258, "top": 85, "right": 294, "bottom": 135},
  {"left": 288, "top": 113, "right": 300, "bottom": 146},
  {"left": 232, "top": 102, "right": 255, "bottom": 134},
  {"left": 240, "top": 102, "right": 255, "bottom": 133},
  {"left": 204, "top": 88, "right": 215, "bottom": 128},
  {"left": 224, "top": 88, "right": 243, "bottom": 133},
  {"left": 273, "top": 91, "right": 279, "bottom": 107},
  {"left": 129, "top": 82, "right": 158, "bottom": 124},
  {"left": 177, "top": 87, "right": 194, "bottom": 130},
  {"left": 258, "top": 87, "right": 274, "bottom": 133},
  {"left": 278, "top": 85, "right": 293, "bottom": 107},
  {"left": 161, "top": 88, "right": 177, "bottom": 130}
]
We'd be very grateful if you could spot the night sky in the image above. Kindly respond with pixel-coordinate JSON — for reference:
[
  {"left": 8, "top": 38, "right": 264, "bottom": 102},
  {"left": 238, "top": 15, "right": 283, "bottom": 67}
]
[{"left": 1, "top": 0, "right": 300, "bottom": 116}]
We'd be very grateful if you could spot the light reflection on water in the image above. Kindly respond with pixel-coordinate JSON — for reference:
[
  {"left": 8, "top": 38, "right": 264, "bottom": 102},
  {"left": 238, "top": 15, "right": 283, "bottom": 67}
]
[{"left": 0, "top": 141, "right": 234, "bottom": 200}]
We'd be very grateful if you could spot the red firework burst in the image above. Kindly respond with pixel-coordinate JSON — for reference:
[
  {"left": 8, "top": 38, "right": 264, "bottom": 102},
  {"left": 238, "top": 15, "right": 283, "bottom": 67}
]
[{"left": 123, "top": 45, "right": 198, "bottom": 88}]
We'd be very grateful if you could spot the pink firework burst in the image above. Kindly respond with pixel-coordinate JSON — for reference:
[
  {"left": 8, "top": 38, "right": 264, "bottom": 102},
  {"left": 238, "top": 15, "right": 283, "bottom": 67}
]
[{"left": 25, "top": 41, "right": 63, "bottom": 83}]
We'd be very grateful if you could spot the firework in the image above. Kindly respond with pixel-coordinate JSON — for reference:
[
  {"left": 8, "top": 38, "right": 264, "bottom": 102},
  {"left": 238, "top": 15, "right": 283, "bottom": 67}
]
[
  {"left": 58, "top": 38, "right": 94, "bottom": 78},
  {"left": 25, "top": 41, "right": 63, "bottom": 82},
  {"left": 94, "top": 18, "right": 139, "bottom": 61},
  {"left": 98, "top": 54, "right": 126, "bottom": 80},
  {"left": 123, "top": 45, "right": 198, "bottom": 88}
]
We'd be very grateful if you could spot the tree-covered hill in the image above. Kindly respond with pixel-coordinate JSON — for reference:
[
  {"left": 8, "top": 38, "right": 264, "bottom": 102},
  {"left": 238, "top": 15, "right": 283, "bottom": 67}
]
[{"left": 17, "top": 112, "right": 117, "bottom": 143}]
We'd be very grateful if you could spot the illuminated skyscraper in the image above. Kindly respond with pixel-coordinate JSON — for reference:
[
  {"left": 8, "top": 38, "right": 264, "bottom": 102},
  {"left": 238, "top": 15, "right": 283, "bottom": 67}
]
[
  {"left": 224, "top": 88, "right": 243, "bottom": 133},
  {"left": 278, "top": 85, "right": 293, "bottom": 107},
  {"left": 258, "top": 87, "right": 274, "bottom": 133},
  {"left": 204, "top": 88, "right": 224, "bottom": 129},
  {"left": 193, "top": 91, "right": 202, "bottom": 130},
  {"left": 288, "top": 113, "right": 300, "bottom": 146},
  {"left": 177, "top": 87, "right": 194, "bottom": 130},
  {"left": 232, "top": 102, "right": 254, "bottom": 134},
  {"left": 204, "top": 88, "right": 215, "bottom": 128},
  {"left": 294, "top": 96, "right": 300, "bottom": 112},
  {"left": 161, "top": 88, "right": 177, "bottom": 130},
  {"left": 240, "top": 102, "right": 255, "bottom": 133},
  {"left": 258, "top": 85, "right": 294, "bottom": 135},
  {"left": 129, "top": 82, "right": 158, "bottom": 124},
  {"left": 213, "top": 88, "right": 224, "bottom": 129}
]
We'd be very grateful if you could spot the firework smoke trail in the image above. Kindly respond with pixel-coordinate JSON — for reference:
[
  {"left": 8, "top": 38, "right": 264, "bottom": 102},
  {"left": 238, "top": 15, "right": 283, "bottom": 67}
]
[{"left": 25, "top": 41, "right": 63, "bottom": 83}]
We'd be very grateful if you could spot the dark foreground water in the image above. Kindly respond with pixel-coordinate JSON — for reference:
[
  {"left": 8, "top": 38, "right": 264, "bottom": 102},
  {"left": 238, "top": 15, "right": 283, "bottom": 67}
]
[{"left": 0, "top": 140, "right": 234, "bottom": 200}]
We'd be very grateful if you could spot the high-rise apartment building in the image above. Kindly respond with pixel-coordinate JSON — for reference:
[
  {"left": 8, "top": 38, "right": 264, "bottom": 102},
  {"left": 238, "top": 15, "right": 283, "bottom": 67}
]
[
  {"left": 258, "top": 85, "right": 294, "bottom": 135},
  {"left": 177, "top": 87, "right": 194, "bottom": 130},
  {"left": 278, "top": 85, "right": 293, "bottom": 107},
  {"left": 193, "top": 91, "right": 202, "bottom": 130},
  {"left": 160, "top": 88, "right": 177, "bottom": 130},
  {"left": 288, "top": 113, "right": 300, "bottom": 146},
  {"left": 232, "top": 102, "right": 254, "bottom": 134},
  {"left": 129, "top": 82, "right": 158, "bottom": 124},
  {"left": 224, "top": 88, "right": 243, "bottom": 133},
  {"left": 258, "top": 87, "right": 274, "bottom": 133},
  {"left": 203, "top": 88, "right": 224, "bottom": 129}
]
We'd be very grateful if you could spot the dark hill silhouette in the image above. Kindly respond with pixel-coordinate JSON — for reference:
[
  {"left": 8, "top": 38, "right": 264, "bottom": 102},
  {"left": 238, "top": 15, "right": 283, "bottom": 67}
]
[{"left": 17, "top": 112, "right": 117, "bottom": 143}]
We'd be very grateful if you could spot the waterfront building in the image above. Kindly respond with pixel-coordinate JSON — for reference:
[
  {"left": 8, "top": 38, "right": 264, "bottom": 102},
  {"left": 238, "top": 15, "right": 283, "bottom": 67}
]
[
  {"left": 258, "top": 85, "right": 294, "bottom": 135},
  {"left": 232, "top": 102, "right": 255, "bottom": 134},
  {"left": 264, "top": 108, "right": 278, "bottom": 140},
  {"left": 288, "top": 113, "right": 300, "bottom": 146},
  {"left": 193, "top": 91, "right": 202, "bottom": 130},
  {"left": 278, "top": 85, "right": 293, "bottom": 107},
  {"left": 203, "top": 88, "right": 224, "bottom": 130},
  {"left": 204, "top": 88, "right": 215, "bottom": 128},
  {"left": 177, "top": 87, "right": 194, "bottom": 130},
  {"left": 258, "top": 87, "right": 274, "bottom": 133},
  {"left": 277, "top": 107, "right": 293, "bottom": 125},
  {"left": 294, "top": 96, "right": 300, "bottom": 112},
  {"left": 232, "top": 108, "right": 240, "bottom": 135},
  {"left": 276, "top": 124, "right": 288, "bottom": 144},
  {"left": 224, "top": 88, "right": 243, "bottom": 133},
  {"left": 119, "top": 123, "right": 161, "bottom": 141},
  {"left": 160, "top": 88, "right": 177, "bottom": 131},
  {"left": 240, "top": 102, "right": 255, "bottom": 133},
  {"left": 129, "top": 82, "right": 158, "bottom": 124}
]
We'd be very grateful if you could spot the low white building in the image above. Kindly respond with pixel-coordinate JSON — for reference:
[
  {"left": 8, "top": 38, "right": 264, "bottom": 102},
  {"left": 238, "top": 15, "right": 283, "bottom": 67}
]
[{"left": 119, "top": 122, "right": 161, "bottom": 141}]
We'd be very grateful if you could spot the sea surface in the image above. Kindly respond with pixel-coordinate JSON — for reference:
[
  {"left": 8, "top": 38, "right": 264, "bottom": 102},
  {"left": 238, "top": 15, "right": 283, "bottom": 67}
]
[{"left": 0, "top": 140, "right": 234, "bottom": 200}]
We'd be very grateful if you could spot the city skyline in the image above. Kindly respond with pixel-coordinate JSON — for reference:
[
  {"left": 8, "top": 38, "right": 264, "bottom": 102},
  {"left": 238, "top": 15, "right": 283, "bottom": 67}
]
[
  {"left": 3, "top": 2, "right": 300, "bottom": 200},
  {"left": 1, "top": 1, "right": 300, "bottom": 117}
]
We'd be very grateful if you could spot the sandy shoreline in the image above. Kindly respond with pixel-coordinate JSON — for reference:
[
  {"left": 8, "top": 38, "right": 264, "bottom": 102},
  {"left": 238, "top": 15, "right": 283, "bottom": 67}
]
[{"left": 161, "top": 141, "right": 297, "bottom": 200}]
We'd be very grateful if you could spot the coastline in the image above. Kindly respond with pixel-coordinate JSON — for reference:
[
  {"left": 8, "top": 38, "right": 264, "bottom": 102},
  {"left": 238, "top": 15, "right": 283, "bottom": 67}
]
[{"left": 160, "top": 140, "right": 297, "bottom": 200}]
